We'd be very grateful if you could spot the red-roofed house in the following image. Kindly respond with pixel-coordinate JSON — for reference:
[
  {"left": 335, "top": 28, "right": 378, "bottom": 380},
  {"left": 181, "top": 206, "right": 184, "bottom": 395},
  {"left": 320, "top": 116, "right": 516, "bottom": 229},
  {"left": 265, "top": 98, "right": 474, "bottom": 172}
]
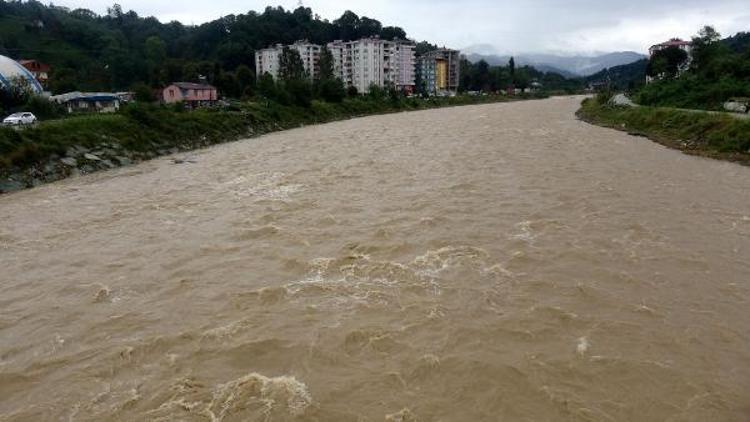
[
  {"left": 19, "top": 59, "right": 51, "bottom": 87},
  {"left": 646, "top": 38, "right": 693, "bottom": 83},
  {"left": 649, "top": 38, "right": 692, "bottom": 57},
  {"left": 161, "top": 82, "right": 218, "bottom": 108}
]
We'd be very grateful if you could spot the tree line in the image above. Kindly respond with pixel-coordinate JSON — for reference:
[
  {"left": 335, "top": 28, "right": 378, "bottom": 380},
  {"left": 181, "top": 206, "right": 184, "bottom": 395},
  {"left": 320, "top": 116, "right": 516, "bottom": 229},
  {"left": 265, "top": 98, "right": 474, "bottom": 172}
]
[
  {"left": 459, "top": 57, "right": 583, "bottom": 93},
  {"left": 638, "top": 26, "right": 750, "bottom": 110},
  {"left": 0, "top": 1, "right": 408, "bottom": 95}
]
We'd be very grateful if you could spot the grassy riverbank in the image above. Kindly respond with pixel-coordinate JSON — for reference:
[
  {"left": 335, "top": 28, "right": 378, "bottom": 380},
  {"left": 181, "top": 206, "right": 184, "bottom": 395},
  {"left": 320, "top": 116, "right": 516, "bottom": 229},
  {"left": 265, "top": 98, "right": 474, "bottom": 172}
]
[
  {"left": 577, "top": 96, "right": 750, "bottom": 164},
  {"left": 0, "top": 94, "right": 541, "bottom": 192}
]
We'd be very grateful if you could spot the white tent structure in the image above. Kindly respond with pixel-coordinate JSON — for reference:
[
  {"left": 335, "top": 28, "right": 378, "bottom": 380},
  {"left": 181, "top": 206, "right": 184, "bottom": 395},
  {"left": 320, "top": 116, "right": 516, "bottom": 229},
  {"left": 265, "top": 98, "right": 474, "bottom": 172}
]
[{"left": 0, "top": 55, "right": 43, "bottom": 94}]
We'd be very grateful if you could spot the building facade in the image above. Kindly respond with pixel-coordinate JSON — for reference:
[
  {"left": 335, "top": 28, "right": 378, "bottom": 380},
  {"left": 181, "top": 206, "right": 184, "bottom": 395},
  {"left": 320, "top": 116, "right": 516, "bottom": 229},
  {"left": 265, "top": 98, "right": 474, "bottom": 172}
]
[
  {"left": 255, "top": 41, "right": 321, "bottom": 81},
  {"left": 384, "top": 40, "right": 416, "bottom": 93},
  {"left": 416, "top": 49, "right": 461, "bottom": 96},
  {"left": 161, "top": 82, "right": 218, "bottom": 108},
  {"left": 256, "top": 38, "right": 417, "bottom": 94},
  {"left": 326, "top": 38, "right": 416, "bottom": 93},
  {"left": 646, "top": 38, "right": 692, "bottom": 83},
  {"left": 49, "top": 92, "right": 121, "bottom": 113},
  {"left": 18, "top": 59, "right": 50, "bottom": 88},
  {"left": 255, "top": 45, "right": 282, "bottom": 80}
]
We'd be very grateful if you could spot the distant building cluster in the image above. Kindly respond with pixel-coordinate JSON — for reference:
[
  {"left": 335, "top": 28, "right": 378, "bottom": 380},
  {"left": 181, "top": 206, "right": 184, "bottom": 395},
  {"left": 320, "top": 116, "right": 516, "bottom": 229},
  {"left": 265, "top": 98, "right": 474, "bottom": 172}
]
[{"left": 255, "top": 38, "right": 460, "bottom": 96}]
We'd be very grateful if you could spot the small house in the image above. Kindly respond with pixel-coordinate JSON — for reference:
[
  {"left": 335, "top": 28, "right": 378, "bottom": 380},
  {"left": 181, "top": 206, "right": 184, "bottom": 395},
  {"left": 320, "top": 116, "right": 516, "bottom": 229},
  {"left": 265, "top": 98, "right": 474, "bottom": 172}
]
[
  {"left": 161, "top": 82, "right": 218, "bottom": 108},
  {"left": 49, "top": 92, "right": 121, "bottom": 113},
  {"left": 19, "top": 59, "right": 51, "bottom": 86}
]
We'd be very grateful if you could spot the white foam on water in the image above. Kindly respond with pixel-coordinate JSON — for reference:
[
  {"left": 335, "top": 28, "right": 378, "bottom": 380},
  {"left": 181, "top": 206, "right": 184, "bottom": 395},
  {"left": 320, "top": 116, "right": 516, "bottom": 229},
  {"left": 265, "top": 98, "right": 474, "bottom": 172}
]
[
  {"left": 224, "top": 172, "right": 304, "bottom": 201},
  {"left": 512, "top": 220, "right": 537, "bottom": 243},
  {"left": 577, "top": 337, "right": 590, "bottom": 356},
  {"left": 207, "top": 373, "right": 312, "bottom": 421}
]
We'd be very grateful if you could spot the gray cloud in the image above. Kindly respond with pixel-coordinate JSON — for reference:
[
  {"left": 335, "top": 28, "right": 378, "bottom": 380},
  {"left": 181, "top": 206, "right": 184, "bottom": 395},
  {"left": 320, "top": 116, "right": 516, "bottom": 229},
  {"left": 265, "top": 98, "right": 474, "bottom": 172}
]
[{"left": 48, "top": 0, "right": 750, "bottom": 54}]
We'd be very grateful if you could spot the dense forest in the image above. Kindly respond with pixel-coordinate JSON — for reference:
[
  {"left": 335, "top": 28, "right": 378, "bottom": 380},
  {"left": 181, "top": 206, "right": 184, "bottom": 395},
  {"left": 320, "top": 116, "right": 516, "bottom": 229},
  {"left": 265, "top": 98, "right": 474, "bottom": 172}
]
[
  {"left": 0, "top": 0, "right": 586, "bottom": 98},
  {"left": 0, "top": 1, "right": 408, "bottom": 95}
]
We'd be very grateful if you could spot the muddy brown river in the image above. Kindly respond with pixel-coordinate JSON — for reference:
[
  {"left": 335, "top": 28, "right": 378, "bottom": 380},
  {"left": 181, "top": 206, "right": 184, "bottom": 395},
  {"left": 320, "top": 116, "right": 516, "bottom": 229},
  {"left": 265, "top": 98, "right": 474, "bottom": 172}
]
[{"left": 1, "top": 97, "right": 749, "bottom": 421}]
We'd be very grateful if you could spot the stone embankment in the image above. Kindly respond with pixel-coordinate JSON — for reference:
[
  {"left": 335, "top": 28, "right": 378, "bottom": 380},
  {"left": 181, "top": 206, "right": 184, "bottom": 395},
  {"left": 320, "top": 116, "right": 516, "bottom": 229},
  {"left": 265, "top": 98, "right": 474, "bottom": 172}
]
[{"left": 0, "top": 138, "right": 214, "bottom": 193}]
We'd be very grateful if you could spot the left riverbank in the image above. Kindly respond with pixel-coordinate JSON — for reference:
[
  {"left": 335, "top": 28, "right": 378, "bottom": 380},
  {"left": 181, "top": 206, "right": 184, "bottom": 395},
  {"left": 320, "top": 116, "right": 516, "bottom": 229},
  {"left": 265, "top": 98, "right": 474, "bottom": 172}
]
[{"left": 0, "top": 94, "right": 541, "bottom": 193}]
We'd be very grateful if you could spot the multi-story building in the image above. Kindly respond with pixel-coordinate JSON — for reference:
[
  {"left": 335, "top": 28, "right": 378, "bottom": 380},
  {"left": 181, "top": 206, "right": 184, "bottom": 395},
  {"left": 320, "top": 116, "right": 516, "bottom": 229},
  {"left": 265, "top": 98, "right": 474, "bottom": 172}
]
[
  {"left": 327, "top": 40, "right": 350, "bottom": 85},
  {"left": 327, "top": 37, "right": 416, "bottom": 94},
  {"left": 648, "top": 38, "right": 692, "bottom": 57},
  {"left": 255, "top": 41, "right": 321, "bottom": 81},
  {"left": 289, "top": 40, "right": 321, "bottom": 81},
  {"left": 646, "top": 38, "right": 692, "bottom": 83},
  {"left": 384, "top": 40, "right": 416, "bottom": 93},
  {"left": 416, "top": 48, "right": 461, "bottom": 96},
  {"left": 255, "top": 45, "right": 282, "bottom": 80},
  {"left": 347, "top": 37, "right": 388, "bottom": 93},
  {"left": 257, "top": 38, "right": 417, "bottom": 94}
]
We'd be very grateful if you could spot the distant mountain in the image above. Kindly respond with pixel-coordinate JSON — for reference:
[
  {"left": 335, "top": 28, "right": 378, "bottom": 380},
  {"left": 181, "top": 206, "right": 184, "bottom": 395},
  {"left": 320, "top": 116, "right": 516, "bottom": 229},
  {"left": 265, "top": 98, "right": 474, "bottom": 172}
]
[
  {"left": 584, "top": 59, "right": 649, "bottom": 90},
  {"left": 463, "top": 48, "right": 647, "bottom": 77}
]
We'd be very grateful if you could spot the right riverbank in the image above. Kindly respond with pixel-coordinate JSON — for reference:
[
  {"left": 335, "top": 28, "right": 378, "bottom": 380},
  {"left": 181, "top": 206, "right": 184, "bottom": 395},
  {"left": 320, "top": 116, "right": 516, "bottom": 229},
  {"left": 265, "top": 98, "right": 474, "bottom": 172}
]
[{"left": 577, "top": 96, "right": 750, "bottom": 165}]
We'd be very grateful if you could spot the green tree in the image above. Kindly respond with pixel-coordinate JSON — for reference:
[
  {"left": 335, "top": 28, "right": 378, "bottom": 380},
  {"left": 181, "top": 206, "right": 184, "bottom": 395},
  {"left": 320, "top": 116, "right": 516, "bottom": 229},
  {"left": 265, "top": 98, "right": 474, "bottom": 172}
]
[
  {"left": 145, "top": 36, "right": 167, "bottom": 86},
  {"left": 646, "top": 46, "right": 689, "bottom": 79},
  {"left": 131, "top": 82, "right": 156, "bottom": 102},
  {"left": 257, "top": 72, "right": 276, "bottom": 99},
  {"left": 509, "top": 57, "right": 516, "bottom": 84},
  {"left": 279, "top": 47, "right": 306, "bottom": 82},
  {"left": 235, "top": 64, "right": 254, "bottom": 97},
  {"left": 318, "top": 46, "right": 335, "bottom": 80}
]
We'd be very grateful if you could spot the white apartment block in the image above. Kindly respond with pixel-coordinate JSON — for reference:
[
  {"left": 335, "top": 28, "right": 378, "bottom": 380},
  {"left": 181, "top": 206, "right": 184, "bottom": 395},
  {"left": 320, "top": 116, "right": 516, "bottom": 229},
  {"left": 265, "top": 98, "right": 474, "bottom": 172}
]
[
  {"left": 255, "top": 41, "right": 321, "bottom": 81},
  {"left": 256, "top": 38, "right": 416, "bottom": 93},
  {"left": 384, "top": 40, "right": 416, "bottom": 92},
  {"left": 327, "top": 38, "right": 416, "bottom": 93},
  {"left": 289, "top": 40, "right": 321, "bottom": 80},
  {"left": 255, "top": 45, "right": 282, "bottom": 80}
]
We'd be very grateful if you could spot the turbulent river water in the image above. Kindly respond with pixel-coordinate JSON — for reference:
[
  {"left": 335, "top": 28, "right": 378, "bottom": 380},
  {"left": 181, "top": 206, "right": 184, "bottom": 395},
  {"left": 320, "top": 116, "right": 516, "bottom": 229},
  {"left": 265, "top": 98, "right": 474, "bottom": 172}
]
[{"left": 1, "top": 96, "right": 749, "bottom": 421}]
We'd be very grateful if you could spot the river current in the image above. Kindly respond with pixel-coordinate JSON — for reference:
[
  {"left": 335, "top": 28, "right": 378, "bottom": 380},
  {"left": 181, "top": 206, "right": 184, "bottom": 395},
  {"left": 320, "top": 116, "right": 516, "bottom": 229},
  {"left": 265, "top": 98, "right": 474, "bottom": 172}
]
[{"left": 1, "top": 97, "right": 749, "bottom": 421}]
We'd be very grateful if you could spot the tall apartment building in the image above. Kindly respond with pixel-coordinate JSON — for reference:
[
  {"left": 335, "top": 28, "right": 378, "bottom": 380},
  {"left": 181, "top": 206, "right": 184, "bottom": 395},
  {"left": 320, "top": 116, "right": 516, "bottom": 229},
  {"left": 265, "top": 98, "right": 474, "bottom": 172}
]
[
  {"left": 327, "top": 38, "right": 416, "bottom": 93},
  {"left": 416, "top": 48, "right": 461, "bottom": 96},
  {"left": 256, "top": 38, "right": 417, "bottom": 94},
  {"left": 327, "top": 40, "right": 349, "bottom": 86},
  {"left": 255, "top": 45, "right": 282, "bottom": 80},
  {"left": 384, "top": 40, "right": 416, "bottom": 93},
  {"left": 255, "top": 40, "right": 321, "bottom": 81}
]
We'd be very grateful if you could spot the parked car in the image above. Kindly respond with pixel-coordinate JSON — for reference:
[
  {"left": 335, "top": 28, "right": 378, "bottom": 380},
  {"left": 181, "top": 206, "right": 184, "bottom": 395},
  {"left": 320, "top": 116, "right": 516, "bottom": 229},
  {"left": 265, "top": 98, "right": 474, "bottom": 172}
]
[
  {"left": 723, "top": 98, "right": 750, "bottom": 114},
  {"left": 3, "top": 112, "right": 37, "bottom": 126}
]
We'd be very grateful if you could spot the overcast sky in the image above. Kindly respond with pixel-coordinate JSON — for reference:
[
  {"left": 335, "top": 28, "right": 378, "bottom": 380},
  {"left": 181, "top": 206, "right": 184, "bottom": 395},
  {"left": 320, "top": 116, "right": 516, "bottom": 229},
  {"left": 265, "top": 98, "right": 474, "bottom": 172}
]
[{"left": 48, "top": 0, "right": 750, "bottom": 54}]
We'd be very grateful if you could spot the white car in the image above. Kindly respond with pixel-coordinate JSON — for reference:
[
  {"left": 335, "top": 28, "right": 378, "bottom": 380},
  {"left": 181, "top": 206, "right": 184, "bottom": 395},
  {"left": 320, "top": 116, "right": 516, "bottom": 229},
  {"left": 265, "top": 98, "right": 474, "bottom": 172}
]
[{"left": 3, "top": 112, "right": 37, "bottom": 126}]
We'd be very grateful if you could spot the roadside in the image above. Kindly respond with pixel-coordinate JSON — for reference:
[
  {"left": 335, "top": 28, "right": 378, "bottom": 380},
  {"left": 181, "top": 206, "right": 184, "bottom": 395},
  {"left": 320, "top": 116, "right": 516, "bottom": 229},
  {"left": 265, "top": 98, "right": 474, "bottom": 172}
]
[
  {"left": 0, "top": 94, "right": 545, "bottom": 194},
  {"left": 609, "top": 93, "right": 750, "bottom": 120},
  {"left": 576, "top": 96, "right": 750, "bottom": 165}
]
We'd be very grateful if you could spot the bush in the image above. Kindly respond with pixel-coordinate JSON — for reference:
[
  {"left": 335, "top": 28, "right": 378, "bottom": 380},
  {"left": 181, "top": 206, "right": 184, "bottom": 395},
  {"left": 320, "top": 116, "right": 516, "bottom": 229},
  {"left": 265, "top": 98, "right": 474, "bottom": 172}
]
[
  {"left": 121, "top": 102, "right": 161, "bottom": 126},
  {"left": 595, "top": 89, "right": 615, "bottom": 105},
  {"left": 132, "top": 82, "right": 156, "bottom": 103},
  {"left": 283, "top": 79, "right": 313, "bottom": 108},
  {"left": 317, "top": 78, "right": 346, "bottom": 103},
  {"left": 20, "top": 95, "right": 64, "bottom": 120}
]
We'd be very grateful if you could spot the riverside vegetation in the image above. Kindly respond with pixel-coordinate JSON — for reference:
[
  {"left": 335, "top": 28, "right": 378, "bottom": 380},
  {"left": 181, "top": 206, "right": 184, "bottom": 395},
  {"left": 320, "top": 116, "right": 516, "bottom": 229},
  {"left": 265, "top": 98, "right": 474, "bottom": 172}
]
[
  {"left": 577, "top": 92, "right": 750, "bottom": 164},
  {"left": 0, "top": 91, "right": 544, "bottom": 192},
  {"left": 578, "top": 26, "right": 750, "bottom": 164}
]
